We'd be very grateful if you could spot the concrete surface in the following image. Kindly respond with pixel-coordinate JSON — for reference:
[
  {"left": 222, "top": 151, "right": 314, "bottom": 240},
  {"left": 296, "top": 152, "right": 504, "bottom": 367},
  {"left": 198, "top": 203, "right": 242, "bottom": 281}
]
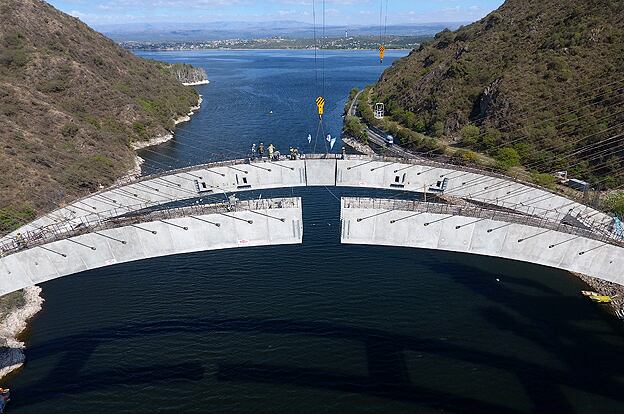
[
  {"left": 0, "top": 198, "right": 303, "bottom": 296},
  {"left": 341, "top": 197, "right": 624, "bottom": 286},
  {"left": 4, "top": 155, "right": 612, "bottom": 247}
]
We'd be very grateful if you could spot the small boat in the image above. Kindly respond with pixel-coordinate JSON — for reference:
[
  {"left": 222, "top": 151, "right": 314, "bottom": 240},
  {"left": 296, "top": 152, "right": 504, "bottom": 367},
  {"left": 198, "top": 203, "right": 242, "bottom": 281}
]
[
  {"left": 581, "top": 290, "right": 613, "bottom": 303},
  {"left": 0, "top": 388, "right": 10, "bottom": 413},
  {"left": 589, "top": 295, "right": 612, "bottom": 304}
]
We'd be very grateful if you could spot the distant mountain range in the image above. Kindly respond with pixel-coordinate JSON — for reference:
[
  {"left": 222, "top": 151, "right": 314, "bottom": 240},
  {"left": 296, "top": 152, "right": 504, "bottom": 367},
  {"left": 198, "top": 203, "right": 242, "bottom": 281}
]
[{"left": 95, "top": 21, "right": 464, "bottom": 42}]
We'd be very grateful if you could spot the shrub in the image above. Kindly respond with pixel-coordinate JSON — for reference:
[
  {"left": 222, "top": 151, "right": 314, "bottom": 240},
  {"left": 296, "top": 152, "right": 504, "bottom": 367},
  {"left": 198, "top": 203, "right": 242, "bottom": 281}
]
[
  {"left": 59, "top": 156, "right": 118, "bottom": 191},
  {"left": 61, "top": 123, "right": 79, "bottom": 138},
  {"left": 481, "top": 127, "right": 502, "bottom": 152},
  {"left": 604, "top": 192, "right": 624, "bottom": 217},
  {"left": 348, "top": 88, "right": 360, "bottom": 101},
  {"left": 452, "top": 149, "right": 480, "bottom": 165},
  {"left": 1, "top": 102, "right": 18, "bottom": 116},
  {"left": 460, "top": 124, "right": 480, "bottom": 146},
  {"left": 494, "top": 147, "right": 521, "bottom": 171},
  {"left": 433, "top": 121, "right": 445, "bottom": 138},
  {"left": 38, "top": 79, "right": 69, "bottom": 93},
  {"left": 531, "top": 172, "right": 556, "bottom": 189},
  {"left": 132, "top": 121, "right": 147, "bottom": 137},
  {"left": 0, "top": 49, "right": 29, "bottom": 67}
]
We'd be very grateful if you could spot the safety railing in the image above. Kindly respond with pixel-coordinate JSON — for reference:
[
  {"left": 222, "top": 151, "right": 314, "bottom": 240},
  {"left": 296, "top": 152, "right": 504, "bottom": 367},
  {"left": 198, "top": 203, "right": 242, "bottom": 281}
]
[
  {"left": 3, "top": 153, "right": 609, "bottom": 243},
  {"left": 342, "top": 197, "right": 623, "bottom": 247},
  {"left": 0, "top": 198, "right": 300, "bottom": 258},
  {"left": 338, "top": 155, "right": 591, "bottom": 205}
]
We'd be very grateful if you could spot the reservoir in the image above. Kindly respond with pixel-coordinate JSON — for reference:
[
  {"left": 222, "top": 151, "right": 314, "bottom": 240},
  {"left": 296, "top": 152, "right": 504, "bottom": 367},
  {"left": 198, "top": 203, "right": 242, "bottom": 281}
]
[{"left": 5, "top": 50, "right": 624, "bottom": 413}]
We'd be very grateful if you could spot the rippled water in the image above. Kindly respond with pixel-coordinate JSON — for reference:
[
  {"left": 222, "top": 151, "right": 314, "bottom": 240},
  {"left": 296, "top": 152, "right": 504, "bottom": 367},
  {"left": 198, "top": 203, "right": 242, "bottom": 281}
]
[{"left": 6, "top": 50, "right": 624, "bottom": 413}]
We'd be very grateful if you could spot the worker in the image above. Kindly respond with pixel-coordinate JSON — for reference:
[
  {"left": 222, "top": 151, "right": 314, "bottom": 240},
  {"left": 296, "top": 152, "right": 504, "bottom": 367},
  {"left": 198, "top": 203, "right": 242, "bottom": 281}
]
[
  {"left": 341, "top": 146, "right": 346, "bottom": 159},
  {"left": 268, "top": 143, "right": 275, "bottom": 160},
  {"left": 15, "top": 232, "right": 26, "bottom": 249},
  {"left": 251, "top": 143, "right": 256, "bottom": 159},
  {"left": 258, "top": 142, "right": 265, "bottom": 158}
]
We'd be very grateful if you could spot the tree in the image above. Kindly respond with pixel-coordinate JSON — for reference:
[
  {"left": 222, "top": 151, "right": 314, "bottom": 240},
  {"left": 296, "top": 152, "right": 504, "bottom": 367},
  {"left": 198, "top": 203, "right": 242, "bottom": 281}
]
[
  {"left": 343, "top": 116, "right": 366, "bottom": 141},
  {"left": 481, "top": 127, "right": 502, "bottom": 152}
]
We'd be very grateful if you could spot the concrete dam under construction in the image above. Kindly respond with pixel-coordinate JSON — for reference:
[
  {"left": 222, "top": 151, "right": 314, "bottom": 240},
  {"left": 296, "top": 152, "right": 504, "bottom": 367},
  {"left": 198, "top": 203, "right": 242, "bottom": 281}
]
[{"left": 1, "top": 154, "right": 622, "bottom": 296}]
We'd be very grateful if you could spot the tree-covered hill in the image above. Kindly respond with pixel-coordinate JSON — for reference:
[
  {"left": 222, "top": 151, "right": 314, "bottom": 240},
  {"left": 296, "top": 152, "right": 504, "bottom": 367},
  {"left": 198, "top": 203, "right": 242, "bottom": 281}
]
[
  {"left": 0, "top": 0, "right": 200, "bottom": 230},
  {"left": 374, "top": 0, "right": 624, "bottom": 187}
]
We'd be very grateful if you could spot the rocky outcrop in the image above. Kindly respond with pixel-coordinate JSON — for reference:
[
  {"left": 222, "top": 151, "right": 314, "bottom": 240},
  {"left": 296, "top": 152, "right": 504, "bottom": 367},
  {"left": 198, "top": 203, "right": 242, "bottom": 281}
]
[
  {"left": 169, "top": 63, "right": 208, "bottom": 86},
  {"left": 0, "top": 286, "right": 43, "bottom": 379}
]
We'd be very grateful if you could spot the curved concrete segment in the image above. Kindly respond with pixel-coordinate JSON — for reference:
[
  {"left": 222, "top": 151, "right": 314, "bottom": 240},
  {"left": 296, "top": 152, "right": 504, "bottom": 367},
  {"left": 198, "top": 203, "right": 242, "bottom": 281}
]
[
  {"left": 340, "top": 198, "right": 624, "bottom": 286},
  {"left": 6, "top": 158, "right": 307, "bottom": 238},
  {"left": 5, "top": 155, "right": 612, "bottom": 243},
  {"left": 335, "top": 157, "right": 611, "bottom": 226},
  {"left": 0, "top": 198, "right": 303, "bottom": 296}
]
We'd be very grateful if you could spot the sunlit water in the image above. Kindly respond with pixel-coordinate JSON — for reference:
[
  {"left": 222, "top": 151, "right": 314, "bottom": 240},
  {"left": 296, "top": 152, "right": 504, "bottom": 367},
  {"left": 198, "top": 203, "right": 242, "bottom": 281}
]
[{"left": 6, "top": 50, "right": 624, "bottom": 414}]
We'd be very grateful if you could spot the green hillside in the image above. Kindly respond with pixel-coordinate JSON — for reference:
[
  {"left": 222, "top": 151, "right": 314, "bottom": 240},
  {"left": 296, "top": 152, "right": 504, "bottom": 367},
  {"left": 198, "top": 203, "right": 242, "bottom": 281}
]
[
  {"left": 0, "top": 0, "right": 200, "bottom": 232},
  {"left": 373, "top": 0, "right": 624, "bottom": 188}
]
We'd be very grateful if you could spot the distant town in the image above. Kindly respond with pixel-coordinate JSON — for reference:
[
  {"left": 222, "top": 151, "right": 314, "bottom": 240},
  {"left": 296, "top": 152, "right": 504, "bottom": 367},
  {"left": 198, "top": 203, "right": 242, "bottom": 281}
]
[{"left": 120, "top": 35, "right": 429, "bottom": 51}]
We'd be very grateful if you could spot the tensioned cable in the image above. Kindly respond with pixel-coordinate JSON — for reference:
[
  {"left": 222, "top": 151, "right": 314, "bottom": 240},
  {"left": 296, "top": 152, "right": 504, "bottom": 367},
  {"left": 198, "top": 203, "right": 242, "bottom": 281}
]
[
  {"left": 461, "top": 78, "right": 624, "bottom": 136},
  {"left": 384, "top": 0, "right": 389, "bottom": 40},
  {"left": 389, "top": 81, "right": 624, "bottom": 161},
  {"left": 410, "top": 102, "right": 624, "bottom": 192}
]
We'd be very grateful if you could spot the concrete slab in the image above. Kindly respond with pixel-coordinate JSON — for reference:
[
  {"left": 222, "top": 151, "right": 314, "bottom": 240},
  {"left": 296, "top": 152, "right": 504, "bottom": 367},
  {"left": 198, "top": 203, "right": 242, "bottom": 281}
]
[
  {"left": 341, "top": 198, "right": 624, "bottom": 285},
  {"left": 0, "top": 198, "right": 303, "bottom": 297}
]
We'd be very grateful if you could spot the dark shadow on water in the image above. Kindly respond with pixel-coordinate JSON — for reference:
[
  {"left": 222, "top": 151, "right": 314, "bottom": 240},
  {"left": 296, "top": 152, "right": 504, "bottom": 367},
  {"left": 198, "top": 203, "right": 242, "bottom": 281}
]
[
  {"left": 216, "top": 363, "right": 522, "bottom": 414},
  {"left": 9, "top": 302, "right": 624, "bottom": 412},
  {"left": 423, "top": 257, "right": 624, "bottom": 413},
  {"left": 12, "top": 362, "right": 205, "bottom": 407}
]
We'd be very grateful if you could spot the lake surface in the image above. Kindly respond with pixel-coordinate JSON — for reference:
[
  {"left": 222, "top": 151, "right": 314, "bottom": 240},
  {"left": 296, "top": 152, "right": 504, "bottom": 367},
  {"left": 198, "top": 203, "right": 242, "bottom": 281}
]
[{"left": 6, "top": 50, "right": 624, "bottom": 413}]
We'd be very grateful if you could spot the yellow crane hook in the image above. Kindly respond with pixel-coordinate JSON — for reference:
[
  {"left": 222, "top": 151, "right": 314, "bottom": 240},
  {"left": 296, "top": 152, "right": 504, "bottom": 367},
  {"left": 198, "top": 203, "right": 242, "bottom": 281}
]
[{"left": 316, "top": 96, "right": 325, "bottom": 118}]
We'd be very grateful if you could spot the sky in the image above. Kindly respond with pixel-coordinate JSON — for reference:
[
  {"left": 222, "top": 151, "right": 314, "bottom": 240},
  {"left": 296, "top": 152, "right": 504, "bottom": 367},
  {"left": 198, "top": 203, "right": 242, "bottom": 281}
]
[{"left": 46, "top": 0, "right": 506, "bottom": 27}]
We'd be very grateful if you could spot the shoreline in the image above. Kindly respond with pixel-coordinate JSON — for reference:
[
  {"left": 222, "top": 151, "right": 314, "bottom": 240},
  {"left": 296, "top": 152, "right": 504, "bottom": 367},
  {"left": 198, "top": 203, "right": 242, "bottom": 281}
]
[
  {"left": 341, "top": 136, "right": 376, "bottom": 156},
  {"left": 183, "top": 80, "right": 210, "bottom": 86},
  {"left": 131, "top": 94, "right": 203, "bottom": 151},
  {"left": 0, "top": 92, "right": 204, "bottom": 381},
  {"left": 576, "top": 273, "right": 624, "bottom": 319},
  {"left": 0, "top": 287, "right": 44, "bottom": 380},
  {"left": 132, "top": 47, "right": 414, "bottom": 52}
]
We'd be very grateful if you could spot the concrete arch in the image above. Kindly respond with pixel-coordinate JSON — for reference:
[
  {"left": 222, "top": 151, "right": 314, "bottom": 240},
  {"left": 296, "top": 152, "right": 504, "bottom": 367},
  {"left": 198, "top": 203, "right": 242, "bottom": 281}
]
[
  {"left": 340, "top": 198, "right": 624, "bottom": 286},
  {"left": 3, "top": 155, "right": 614, "bottom": 248},
  {"left": 333, "top": 157, "right": 611, "bottom": 226},
  {"left": 0, "top": 198, "right": 303, "bottom": 296}
]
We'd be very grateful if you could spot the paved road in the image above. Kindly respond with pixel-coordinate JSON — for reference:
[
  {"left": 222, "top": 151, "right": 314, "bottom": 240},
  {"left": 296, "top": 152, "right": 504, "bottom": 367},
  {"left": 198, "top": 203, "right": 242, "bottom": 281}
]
[
  {"left": 348, "top": 90, "right": 363, "bottom": 116},
  {"left": 346, "top": 90, "right": 419, "bottom": 159}
]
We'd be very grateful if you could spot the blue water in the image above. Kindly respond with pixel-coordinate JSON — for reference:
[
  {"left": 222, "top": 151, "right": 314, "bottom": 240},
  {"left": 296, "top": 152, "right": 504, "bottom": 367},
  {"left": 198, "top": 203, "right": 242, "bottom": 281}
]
[
  {"left": 135, "top": 49, "right": 404, "bottom": 172},
  {"left": 6, "top": 50, "right": 624, "bottom": 413}
]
